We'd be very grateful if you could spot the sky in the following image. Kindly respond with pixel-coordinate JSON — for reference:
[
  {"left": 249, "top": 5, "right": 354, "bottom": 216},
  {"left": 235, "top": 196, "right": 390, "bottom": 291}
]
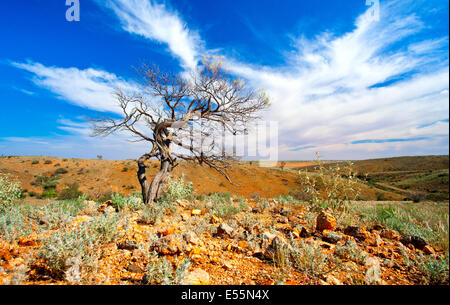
[{"left": 0, "top": 0, "right": 448, "bottom": 160}]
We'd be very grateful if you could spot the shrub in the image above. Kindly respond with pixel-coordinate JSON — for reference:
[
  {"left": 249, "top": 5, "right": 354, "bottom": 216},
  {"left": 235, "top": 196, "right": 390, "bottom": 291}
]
[
  {"left": 38, "top": 215, "right": 119, "bottom": 279},
  {"left": 54, "top": 168, "right": 68, "bottom": 175},
  {"left": 143, "top": 254, "right": 190, "bottom": 285},
  {"left": 296, "top": 152, "right": 360, "bottom": 211},
  {"left": 161, "top": 176, "right": 194, "bottom": 203},
  {"left": 403, "top": 251, "right": 449, "bottom": 285},
  {"left": 0, "top": 206, "right": 32, "bottom": 242},
  {"left": 31, "top": 160, "right": 39, "bottom": 165},
  {"left": 44, "top": 160, "right": 52, "bottom": 165},
  {"left": 0, "top": 173, "right": 21, "bottom": 210},
  {"left": 110, "top": 193, "right": 144, "bottom": 212},
  {"left": 97, "top": 191, "right": 113, "bottom": 203},
  {"left": 138, "top": 204, "right": 165, "bottom": 225},
  {"left": 290, "top": 239, "right": 340, "bottom": 277},
  {"left": 58, "top": 183, "right": 83, "bottom": 200}
]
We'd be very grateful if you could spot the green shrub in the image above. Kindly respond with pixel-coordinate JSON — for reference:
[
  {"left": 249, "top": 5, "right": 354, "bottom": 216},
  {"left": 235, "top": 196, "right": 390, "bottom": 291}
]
[
  {"left": 0, "top": 206, "right": 32, "bottom": 242},
  {"left": 38, "top": 215, "right": 119, "bottom": 279},
  {"left": 143, "top": 253, "right": 190, "bottom": 285},
  {"left": 0, "top": 173, "right": 21, "bottom": 210},
  {"left": 296, "top": 152, "right": 360, "bottom": 211},
  {"left": 110, "top": 193, "right": 144, "bottom": 212},
  {"left": 97, "top": 191, "right": 113, "bottom": 203},
  {"left": 58, "top": 183, "right": 83, "bottom": 200},
  {"left": 161, "top": 176, "right": 194, "bottom": 203},
  {"left": 54, "top": 168, "right": 68, "bottom": 175},
  {"left": 403, "top": 251, "right": 449, "bottom": 285}
]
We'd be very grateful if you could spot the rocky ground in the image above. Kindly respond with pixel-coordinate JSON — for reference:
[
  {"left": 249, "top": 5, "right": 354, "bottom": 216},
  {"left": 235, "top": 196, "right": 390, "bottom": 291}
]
[{"left": 1, "top": 196, "right": 448, "bottom": 285}]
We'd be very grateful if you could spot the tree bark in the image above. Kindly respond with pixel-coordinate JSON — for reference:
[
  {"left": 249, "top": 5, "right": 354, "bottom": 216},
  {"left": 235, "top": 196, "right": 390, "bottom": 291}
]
[
  {"left": 137, "top": 154, "right": 151, "bottom": 204},
  {"left": 147, "top": 158, "right": 173, "bottom": 203}
]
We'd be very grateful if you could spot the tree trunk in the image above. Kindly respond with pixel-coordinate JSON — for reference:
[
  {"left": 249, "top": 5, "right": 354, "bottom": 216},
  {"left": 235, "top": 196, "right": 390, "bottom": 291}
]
[
  {"left": 137, "top": 126, "right": 174, "bottom": 205},
  {"left": 137, "top": 155, "right": 151, "bottom": 204},
  {"left": 147, "top": 158, "right": 173, "bottom": 203}
]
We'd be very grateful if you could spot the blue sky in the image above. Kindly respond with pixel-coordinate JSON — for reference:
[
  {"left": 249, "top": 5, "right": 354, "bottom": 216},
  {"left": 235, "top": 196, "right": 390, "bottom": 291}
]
[{"left": 0, "top": 0, "right": 448, "bottom": 160}]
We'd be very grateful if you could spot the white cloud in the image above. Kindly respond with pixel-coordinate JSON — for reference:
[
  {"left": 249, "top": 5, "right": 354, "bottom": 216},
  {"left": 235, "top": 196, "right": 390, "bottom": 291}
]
[
  {"left": 224, "top": 0, "right": 449, "bottom": 159},
  {"left": 100, "top": 0, "right": 202, "bottom": 70},
  {"left": 11, "top": 61, "right": 136, "bottom": 114},
  {"left": 7, "top": 0, "right": 449, "bottom": 160}
]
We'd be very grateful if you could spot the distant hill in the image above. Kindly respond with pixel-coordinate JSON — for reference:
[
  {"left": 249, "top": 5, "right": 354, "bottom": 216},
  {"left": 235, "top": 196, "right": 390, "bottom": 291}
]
[{"left": 0, "top": 155, "right": 408, "bottom": 201}]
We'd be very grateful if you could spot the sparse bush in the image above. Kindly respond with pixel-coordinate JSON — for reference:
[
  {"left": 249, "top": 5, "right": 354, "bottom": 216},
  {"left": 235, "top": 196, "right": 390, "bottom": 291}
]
[
  {"left": 0, "top": 173, "right": 21, "bottom": 210},
  {"left": 31, "top": 160, "right": 39, "bottom": 165},
  {"left": 138, "top": 204, "right": 165, "bottom": 225},
  {"left": 110, "top": 193, "right": 144, "bottom": 212},
  {"left": 0, "top": 206, "right": 32, "bottom": 242},
  {"left": 54, "top": 168, "right": 68, "bottom": 175},
  {"left": 403, "top": 251, "right": 449, "bottom": 285},
  {"left": 297, "top": 152, "right": 360, "bottom": 212},
  {"left": 212, "top": 202, "right": 240, "bottom": 219},
  {"left": 289, "top": 239, "right": 340, "bottom": 277},
  {"left": 161, "top": 176, "right": 194, "bottom": 203},
  {"left": 44, "top": 160, "right": 52, "bottom": 164},
  {"left": 335, "top": 240, "right": 368, "bottom": 264},
  {"left": 58, "top": 183, "right": 83, "bottom": 200},
  {"left": 97, "top": 190, "right": 113, "bottom": 203},
  {"left": 143, "top": 253, "right": 190, "bottom": 285},
  {"left": 38, "top": 214, "right": 119, "bottom": 279}
]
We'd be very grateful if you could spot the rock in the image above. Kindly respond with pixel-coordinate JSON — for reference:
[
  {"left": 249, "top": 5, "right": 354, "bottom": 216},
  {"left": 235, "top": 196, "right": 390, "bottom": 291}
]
[
  {"left": 423, "top": 245, "right": 435, "bottom": 255},
  {"left": 157, "top": 225, "right": 176, "bottom": 236},
  {"left": 185, "top": 232, "right": 201, "bottom": 245},
  {"left": 374, "top": 235, "right": 383, "bottom": 247},
  {"left": 223, "top": 261, "right": 234, "bottom": 270},
  {"left": 380, "top": 229, "right": 401, "bottom": 241},
  {"left": 82, "top": 200, "right": 98, "bottom": 214},
  {"left": 263, "top": 235, "right": 292, "bottom": 260},
  {"left": 299, "top": 227, "right": 310, "bottom": 238},
  {"left": 261, "top": 232, "right": 277, "bottom": 249},
  {"left": 184, "top": 268, "right": 210, "bottom": 285},
  {"left": 365, "top": 257, "right": 381, "bottom": 285},
  {"left": 175, "top": 199, "right": 189, "bottom": 207},
  {"left": 252, "top": 207, "right": 262, "bottom": 214},
  {"left": 191, "top": 209, "right": 202, "bottom": 216},
  {"left": 18, "top": 236, "right": 37, "bottom": 247},
  {"left": 276, "top": 215, "right": 289, "bottom": 224},
  {"left": 344, "top": 226, "right": 369, "bottom": 241},
  {"left": 216, "top": 223, "right": 234, "bottom": 238},
  {"left": 153, "top": 234, "right": 185, "bottom": 255},
  {"left": 316, "top": 211, "right": 336, "bottom": 231},
  {"left": 104, "top": 206, "right": 116, "bottom": 214},
  {"left": 117, "top": 240, "right": 139, "bottom": 251},
  {"left": 127, "top": 263, "right": 141, "bottom": 273},
  {"left": 400, "top": 235, "right": 427, "bottom": 250},
  {"left": 280, "top": 208, "right": 290, "bottom": 217},
  {"left": 210, "top": 215, "right": 221, "bottom": 224},
  {"left": 325, "top": 275, "right": 342, "bottom": 285},
  {"left": 323, "top": 230, "right": 343, "bottom": 244}
]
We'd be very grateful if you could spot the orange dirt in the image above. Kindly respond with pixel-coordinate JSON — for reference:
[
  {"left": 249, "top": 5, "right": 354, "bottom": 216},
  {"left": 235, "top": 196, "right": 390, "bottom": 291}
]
[{"left": 0, "top": 156, "right": 403, "bottom": 201}]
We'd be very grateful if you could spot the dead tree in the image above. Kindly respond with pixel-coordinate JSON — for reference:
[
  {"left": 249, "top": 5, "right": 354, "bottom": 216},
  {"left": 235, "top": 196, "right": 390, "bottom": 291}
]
[{"left": 92, "top": 59, "right": 270, "bottom": 204}]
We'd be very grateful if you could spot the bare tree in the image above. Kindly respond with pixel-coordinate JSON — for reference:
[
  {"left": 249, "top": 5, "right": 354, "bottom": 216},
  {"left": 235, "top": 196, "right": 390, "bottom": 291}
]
[{"left": 91, "top": 58, "right": 270, "bottom": 204}]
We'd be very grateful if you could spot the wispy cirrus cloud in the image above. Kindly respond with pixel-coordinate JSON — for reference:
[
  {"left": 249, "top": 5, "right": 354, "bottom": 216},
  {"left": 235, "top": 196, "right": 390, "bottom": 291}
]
[
  {"left": 225, "top": 0, "right": 449, "bottom": 159},
  {"left": 6, "top": 0, "right": 449, "bottom": 160},
  {"left": 98, "top": 0, "right": 202, "bottom": 70},
  {"left": 10, "top": 61, "right": 135, "bottom": 114}
]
